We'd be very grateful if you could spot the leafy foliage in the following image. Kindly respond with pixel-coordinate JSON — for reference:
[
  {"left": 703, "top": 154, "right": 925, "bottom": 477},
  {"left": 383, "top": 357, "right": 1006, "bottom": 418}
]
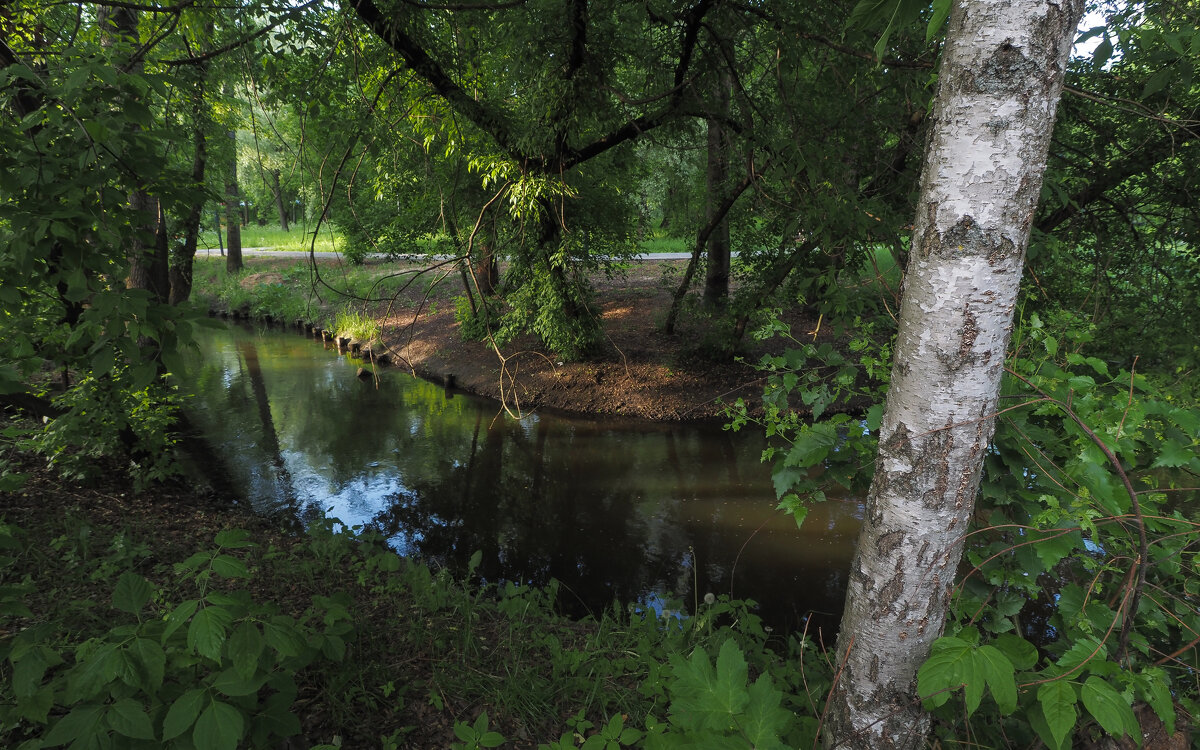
[
  {"left": 752, "top": 311, "right": 1199, "bottom": 746},
  {"left": 0, "top": 4, "right": 207, "bottom": 479},
  {"left": 0, "top": 529, "right": 351, "bottom": 749},
  {"left": 727, "top": 317, "right": 891, "bottom": 527}
]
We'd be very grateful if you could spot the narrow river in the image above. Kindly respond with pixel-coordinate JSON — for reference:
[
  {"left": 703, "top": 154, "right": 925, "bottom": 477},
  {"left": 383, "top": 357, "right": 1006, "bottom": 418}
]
[{"left": 181, "top": 322, "right": 863, "bottom": 634}]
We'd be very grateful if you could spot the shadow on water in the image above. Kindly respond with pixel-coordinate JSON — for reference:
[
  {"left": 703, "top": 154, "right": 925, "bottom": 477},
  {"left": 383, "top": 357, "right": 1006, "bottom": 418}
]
[{"left": 181, "top": 323, "right": 863, "bottom": 635}]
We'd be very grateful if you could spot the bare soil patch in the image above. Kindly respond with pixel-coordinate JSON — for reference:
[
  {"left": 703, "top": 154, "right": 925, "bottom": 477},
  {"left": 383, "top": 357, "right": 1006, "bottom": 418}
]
[{"left": 234, "top": 256, "right": 828, "bottom": 421}]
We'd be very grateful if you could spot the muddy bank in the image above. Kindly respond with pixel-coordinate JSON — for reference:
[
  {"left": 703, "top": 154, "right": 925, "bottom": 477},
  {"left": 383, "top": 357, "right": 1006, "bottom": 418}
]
[{"left": 214, "top": 257, "right": 830, "bottom": 421}]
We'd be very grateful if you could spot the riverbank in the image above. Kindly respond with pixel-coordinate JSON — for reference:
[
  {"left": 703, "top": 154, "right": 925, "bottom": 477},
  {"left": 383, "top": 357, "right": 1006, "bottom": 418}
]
[
  {"left": 193, "top": 255, "right": 834, "bottom": 421},
  {"left": 0, "top": 437, "right": 819, "bottom": 749}
]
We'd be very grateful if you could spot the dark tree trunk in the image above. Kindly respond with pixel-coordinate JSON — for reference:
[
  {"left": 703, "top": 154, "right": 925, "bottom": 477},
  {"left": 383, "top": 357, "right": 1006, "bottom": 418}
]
[
  {"left": 272, "top": 170, "right": 289, "bottom": 231},
  {"left": 225, "top": 129, "right": 243, "bottom": 273},
  {"left": 171, "top": 92, "right": 209, "bottom": 305},
  {"left": 664, "top": 171, "right": 754, "bottom": 335},
  {"left": 99, "top": 4, "right": 170, "bottom": 303},
  {"left": 702, "top": 70, "right": 733, "bottom": 310},
  {"left": 471, "top": 215, "right": 499, "bottom": 297}
]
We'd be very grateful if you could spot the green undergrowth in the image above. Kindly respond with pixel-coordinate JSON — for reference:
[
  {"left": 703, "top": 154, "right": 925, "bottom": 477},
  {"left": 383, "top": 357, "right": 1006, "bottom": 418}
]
[
  {"left": 190, "top": 257, "right": 451, "bottom": 334},
  {"left": 0, "top": 474, "right": 830, "bottom": 749}
]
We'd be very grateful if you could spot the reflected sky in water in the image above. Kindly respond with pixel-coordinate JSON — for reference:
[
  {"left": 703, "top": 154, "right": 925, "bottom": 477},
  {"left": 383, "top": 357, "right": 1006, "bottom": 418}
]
[{"left": 180, "top": 323, "right": 864, "bottom": 635}]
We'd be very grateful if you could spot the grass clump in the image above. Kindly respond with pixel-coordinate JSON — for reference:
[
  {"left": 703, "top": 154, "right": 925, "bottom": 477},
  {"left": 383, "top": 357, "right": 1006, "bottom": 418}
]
[{"left": 333, "top": 306, "right": 381, "bottom": 342}]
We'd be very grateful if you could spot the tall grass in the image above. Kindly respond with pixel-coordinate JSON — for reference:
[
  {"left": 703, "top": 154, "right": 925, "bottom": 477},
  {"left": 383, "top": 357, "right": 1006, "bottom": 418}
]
[{"left": 333, "top": 307, "right": 382, "bottom": 341}]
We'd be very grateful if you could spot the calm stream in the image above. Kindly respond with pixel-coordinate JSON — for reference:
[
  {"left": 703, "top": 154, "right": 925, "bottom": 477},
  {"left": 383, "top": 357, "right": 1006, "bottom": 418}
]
[{"left": 181, "top": 323, "right": 862, "bottom": 634}]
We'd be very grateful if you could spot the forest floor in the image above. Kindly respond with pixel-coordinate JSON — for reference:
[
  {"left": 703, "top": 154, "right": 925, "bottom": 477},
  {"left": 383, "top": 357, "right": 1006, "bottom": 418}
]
[{"left": 233, "top": 254, "right": 839, "bottom": 421}]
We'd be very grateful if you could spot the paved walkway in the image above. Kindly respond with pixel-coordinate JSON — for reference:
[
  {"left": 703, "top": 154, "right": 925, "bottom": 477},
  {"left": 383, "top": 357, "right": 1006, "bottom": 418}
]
[{"left": 200, "top": 247, "right": 694, "bottom": 261}]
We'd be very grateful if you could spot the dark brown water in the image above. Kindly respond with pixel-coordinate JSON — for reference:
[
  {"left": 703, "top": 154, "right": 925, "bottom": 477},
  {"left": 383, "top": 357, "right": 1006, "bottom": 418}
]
[{"left": 181, "top": 323, "right": 862, "bottom": 634}]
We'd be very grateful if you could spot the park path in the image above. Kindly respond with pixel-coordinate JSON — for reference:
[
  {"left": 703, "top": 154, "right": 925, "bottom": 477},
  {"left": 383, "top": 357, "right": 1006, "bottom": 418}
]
[{"left": 199, "top": 247, "right": 694, "bottom": 261}]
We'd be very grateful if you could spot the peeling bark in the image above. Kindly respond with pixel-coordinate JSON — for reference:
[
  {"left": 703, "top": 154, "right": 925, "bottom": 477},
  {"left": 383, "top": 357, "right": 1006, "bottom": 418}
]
[{"left": 823, "top": 1, "right": 1084, "bottom": 748}]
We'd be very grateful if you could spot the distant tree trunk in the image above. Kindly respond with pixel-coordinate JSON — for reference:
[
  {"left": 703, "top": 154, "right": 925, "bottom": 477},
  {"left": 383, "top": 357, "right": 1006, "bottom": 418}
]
[
  {"left": 171, "top": 104, "right": 208, "bottom": 304},
  {"left": 702, "top": 70, "right": 733, "bottom": 310},
  {"left": 272, "top": 170, "right": 289, "bottom": 231},
  {"left": 99, "top": 4, "right": 170, "bottom": 303},
  {"left": 124, "top": 192, "right": 170, "bottom": 303},
  {"left": 659, "top": 186, "right": 674, "bottom": 231},
  {"left": 822, "top": 1, "right": 1083, "bottom": 748},
  {"left": 214, "top": 207, "right": 225, "bottom": 256},
  {"left": 664, "top": 171, "right": 754, "bottom": 336},
  {"left": 225, "top": 128, "right": 243, "bottom": 273},
  {"left": 471, "top": 214, "right": 499, "bottom": 297},
  {"left": 171, "top": 40, "right": 211, "bottom": 305}
]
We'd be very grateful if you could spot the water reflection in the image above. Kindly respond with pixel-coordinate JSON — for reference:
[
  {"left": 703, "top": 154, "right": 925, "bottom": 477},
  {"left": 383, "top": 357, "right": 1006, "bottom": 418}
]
[{"left": 181, "top": 323, "right": 863, "bottom": 634}]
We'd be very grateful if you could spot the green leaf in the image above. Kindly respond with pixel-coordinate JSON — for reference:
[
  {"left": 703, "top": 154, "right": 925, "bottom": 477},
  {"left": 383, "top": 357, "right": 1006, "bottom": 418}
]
[
  {"left": 111, "top": 572, "right": 154, "bottom": 614},
  {"left": 65, "top": 644, "right": 119, "bottom": 703},
  {"left": 257, "top": 690, "right": 302, "bottom": 739},
  {"left": 188, "top": 606, "right": 233, "bottom": 661},
  {"left": 785, "top": 423, "right": 838, "bottom": 468},
  {"left": 227, "top": 621, "right": 265, "bottom": 680},
  {"left": 776, "top": 493, "right": 811, "bottom": 530},
  {"left": 713, "top": 639, "right": 751, "bottom": 714},
  {"left": 866, "top": 403, "right": 884, "bottom": 433},
  {"left": 925, "top": 0, "right": 951, "bottom": 42},
  {"left": 90, "top": 346, "right": 115, "bottom": 376},
  {"left": 667, "top": 639, "right": 750, "bottom": 733},
  {"left": 210, "top": 554, "right": 250, "bottom": 579},
  {"left": 1092, "top": 37, "right": 1113, "bottom": 67},
  {"left": 741, "top": 674, "right": 792, "bottom": 749},
  {"left": 212, "top": 666, "right": 267, "bottom": 697},
  {"left": 264, "top": 619, "right": 307, "bottom": 658},
  {"left": 1152, "top": 439, "right": 1196, "bottom": 469},
  {"left": 130, "top": 638, "right": 165, "bottom": 694},
  {"left": 1037, "top": 680, "right": 1078, "bottom": 750},
  {"left": 106, "top": 698, "right": 155, "bottom": 740},
  {"left": 1071, "top": 457, "right": 1124, "bottom": 514},
  {"left": 1138, "top": 669, "right": 1176, "bottom": 736},
  {"left": 163, "top": 688, "right": 205, "bottom": 740},
  {"left": 12, "top": 647, "right": 50, "bottom": 699},
  {"left": 43, "top": 704, "right": 105, "bottom": 747},
  {"left": 214, "top": 529, "right": 254, "bottom": 548},
  {"left": 1032, "top": 527, "right": 1081, "bottom": 570},
  {"left": 1141, "top": 67, "right": 1173, "bottom": 98},
  {"left": 129, "top": 362, "right": 158, "bottom": 390},
  {"left": 975, "top": 645, "right": 1017, "bottom": 714},
  {"left": 771, "top": 466, "right": 808, "bottom": 499},
  {"left": 479, "top": 731, "right": 506, "bottom": 748},
  {"left": 993, "top": 634, "right": 1038, "bottom": 671},
  {"left": 1043, "top": 335, "right": 1058, "bottom": 357},
  {"left": 193, "top": 699, "right": 244, "bottom": 750},
  {"left": 163, "top": 599, "right": 199, "bottom": 644},
  {"left": 917, "top": 636, "right": 971, "bottom": 709},
  {"left": 1080, "top": 676, "right": 1135, "bottom": 739},
  {"left": 1056, "top": 637, "right": 1106, "bottom": 671}
]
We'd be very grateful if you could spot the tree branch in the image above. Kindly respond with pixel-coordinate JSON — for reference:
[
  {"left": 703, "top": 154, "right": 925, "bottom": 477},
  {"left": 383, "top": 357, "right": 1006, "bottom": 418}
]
[
  {"left": 159, "top": 2, "right": 323, "bottom": 66},
  {"left": 345, "top": 0, "right": 530, "bottom": 163}
]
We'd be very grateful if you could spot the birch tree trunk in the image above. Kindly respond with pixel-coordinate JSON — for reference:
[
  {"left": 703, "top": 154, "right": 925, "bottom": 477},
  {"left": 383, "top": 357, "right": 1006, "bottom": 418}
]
[{"left": 823, "top": 1, "right": 1084, "bottom": 747}]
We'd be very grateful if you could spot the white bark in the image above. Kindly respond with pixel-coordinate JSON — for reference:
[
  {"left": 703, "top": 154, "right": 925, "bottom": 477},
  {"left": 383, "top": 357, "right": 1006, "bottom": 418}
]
[{"left": 824, "top": 1, "right": 1084, "bottom": 748}]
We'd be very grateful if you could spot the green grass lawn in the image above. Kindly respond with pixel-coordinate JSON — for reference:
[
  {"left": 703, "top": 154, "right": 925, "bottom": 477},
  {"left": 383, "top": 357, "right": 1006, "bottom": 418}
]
[{"left": 198, "top": 223, "right": 344, "bottom": 253}]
